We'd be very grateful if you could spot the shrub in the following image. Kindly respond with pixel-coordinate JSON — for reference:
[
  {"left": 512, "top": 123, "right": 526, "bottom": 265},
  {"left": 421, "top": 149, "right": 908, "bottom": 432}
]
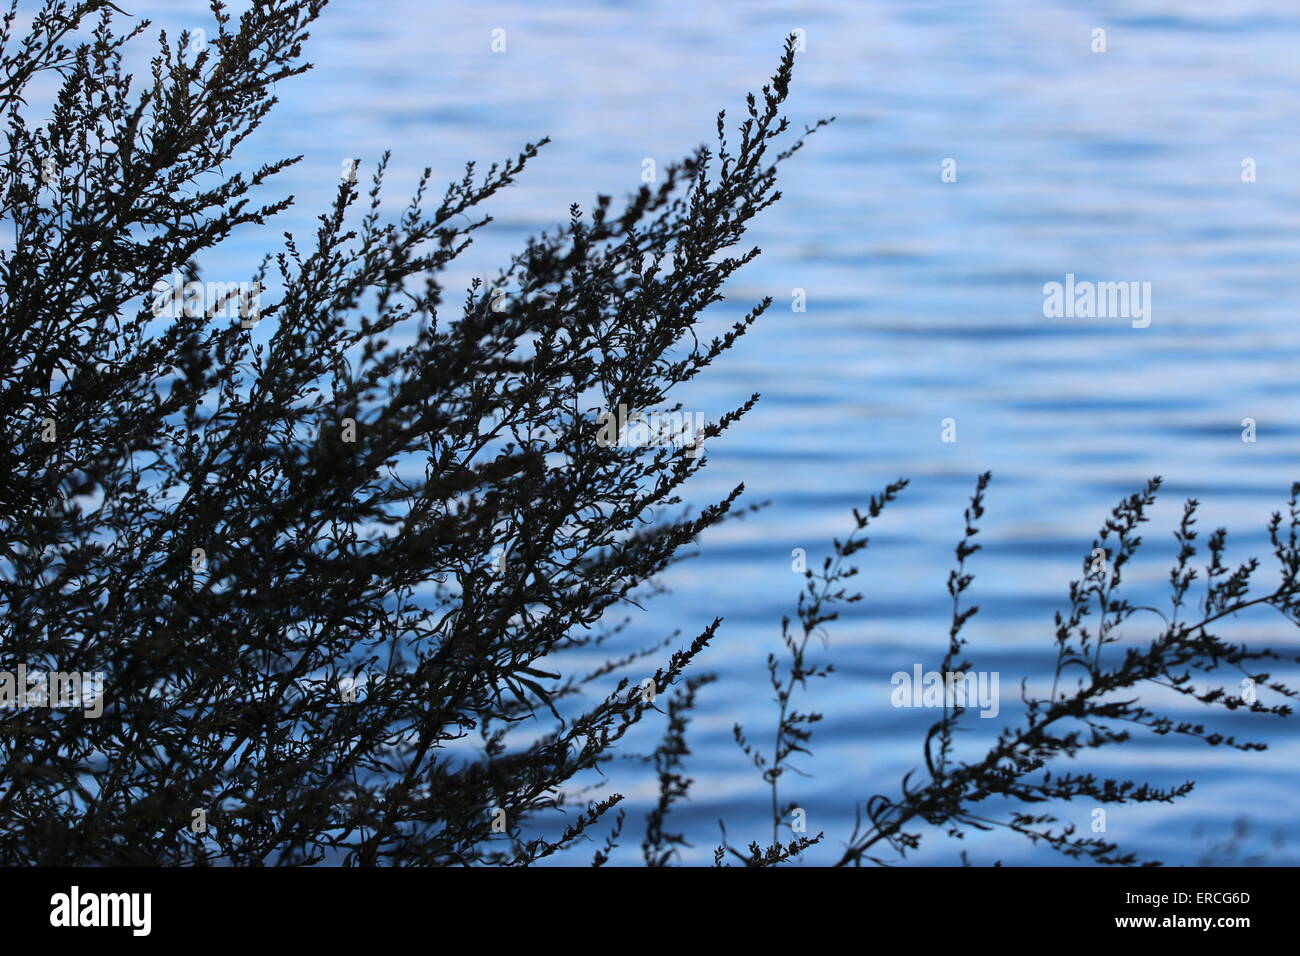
[{"left": 2, "top": 1, "right": 1294, "bottom": 867}]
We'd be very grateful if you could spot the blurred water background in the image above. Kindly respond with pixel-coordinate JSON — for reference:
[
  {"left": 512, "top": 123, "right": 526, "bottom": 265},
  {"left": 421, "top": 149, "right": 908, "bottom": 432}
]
[{"left": 121, "top": 0, "right": 1300, "bottom": 864}]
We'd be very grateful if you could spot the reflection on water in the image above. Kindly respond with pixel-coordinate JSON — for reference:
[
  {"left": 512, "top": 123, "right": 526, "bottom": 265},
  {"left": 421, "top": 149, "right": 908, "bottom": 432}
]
[{"left": 129, "top": 0, "right": 1300, "bottom": 864}]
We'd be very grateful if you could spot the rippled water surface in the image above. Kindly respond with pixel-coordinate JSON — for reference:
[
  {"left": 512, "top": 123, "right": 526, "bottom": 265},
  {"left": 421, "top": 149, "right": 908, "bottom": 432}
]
[{"left": 127, "top": 0, "right": 1300, "bottom": 864}]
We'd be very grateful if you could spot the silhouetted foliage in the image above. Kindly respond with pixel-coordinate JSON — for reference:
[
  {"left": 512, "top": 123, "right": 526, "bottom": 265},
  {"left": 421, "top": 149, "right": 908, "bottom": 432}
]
[
  {"left": 641, "top": 672, "right": 714, "bottom": 867},
  {"left": 719, "top": 475, "right": 1300, "bottom": 866},
  {"left": 0, "top": 0, "right": 831, "bottom": 865},
  {"left": 3, "top": 1, "right": 1296, "bottom": 868}
]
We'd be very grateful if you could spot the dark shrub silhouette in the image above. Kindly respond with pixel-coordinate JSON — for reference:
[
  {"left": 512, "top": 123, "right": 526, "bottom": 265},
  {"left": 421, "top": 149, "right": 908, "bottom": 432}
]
[
  {"left": 2, "top": 1, "right": 1296, "bottom": 867},
  {"left": 733, "top": 475, "right": 1300, "bottom": 866}
]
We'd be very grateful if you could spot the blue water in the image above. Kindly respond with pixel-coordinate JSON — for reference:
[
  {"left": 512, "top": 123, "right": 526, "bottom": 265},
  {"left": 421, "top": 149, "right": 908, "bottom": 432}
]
[{"left": 118, "top": 0, "right": 1300, "bottom": 864}]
